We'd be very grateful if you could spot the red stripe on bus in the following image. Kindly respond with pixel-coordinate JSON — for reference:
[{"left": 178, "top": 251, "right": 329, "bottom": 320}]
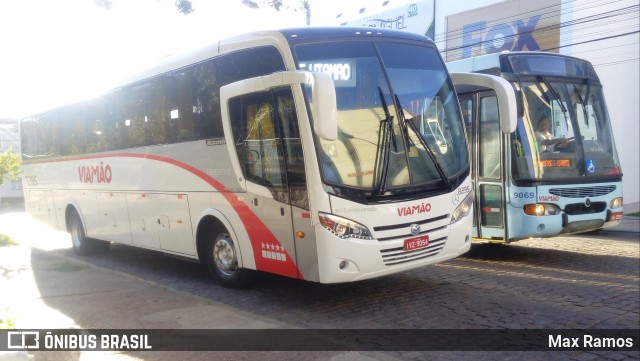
[{"left": 33, "top": 153, "right": 302, "bottom": 279}]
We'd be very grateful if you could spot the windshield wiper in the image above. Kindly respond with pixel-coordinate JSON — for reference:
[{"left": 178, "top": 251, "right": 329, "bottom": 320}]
[
  {"left": 584, "top": 77, "right": 591, "bottom": 106},
  {"left": 573, "top": 84, "right": 591, "bottom": 126},
  {"left": 395, "top": 94, "right": 450, "bottom": 189},
  {"left": 373, "top": 87, "right": 393, "bottom": 196},
  {"left": 540, "top": 76, "right": 588, "bottom": 175},
  {"left": 539, "top": 75, "right": 575, "bottom": 133},
  {"left": 539, "top": 75, "right": 567, "bottom": 114}
]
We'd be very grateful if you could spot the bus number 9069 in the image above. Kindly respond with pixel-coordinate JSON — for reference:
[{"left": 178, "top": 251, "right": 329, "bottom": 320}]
[{"left": 513, "top": 191, "right": 535, "bottom": 199}]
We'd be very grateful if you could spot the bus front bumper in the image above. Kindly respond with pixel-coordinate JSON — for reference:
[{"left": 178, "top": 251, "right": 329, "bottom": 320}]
[{"left": 314, "top": 213, "right": 472, "bottom": 284}]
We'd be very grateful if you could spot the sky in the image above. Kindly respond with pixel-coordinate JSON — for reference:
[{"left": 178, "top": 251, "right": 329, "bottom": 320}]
[{"left": 0, "top": 0, "right": 366, "bottom": 119}]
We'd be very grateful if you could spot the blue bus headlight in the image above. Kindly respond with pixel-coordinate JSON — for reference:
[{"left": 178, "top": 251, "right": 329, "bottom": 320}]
[
  {"left": 319, "top": 213, "right": 373, "bottom": 240},
  {"left": 451, "top": 191, "right": 474, "bottom": 224},
  {"left": 523, "top": 203, "right": 560, "bottom": 216}
]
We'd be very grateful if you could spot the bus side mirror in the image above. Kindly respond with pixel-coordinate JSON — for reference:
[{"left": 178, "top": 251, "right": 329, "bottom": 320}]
[
  {"left": 501, "top": 73, "right": 524, "bottom": 118},
  {"left": 310, "top": 72, "right": 338, "bottom": 141},
  {"left": 450, "top": 72, "right": 517, "bottom": 134}
]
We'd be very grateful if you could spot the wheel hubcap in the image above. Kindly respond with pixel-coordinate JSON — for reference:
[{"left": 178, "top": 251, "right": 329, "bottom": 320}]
[{"left": 213, "top": 234, "right": 237, "bottom": 276}]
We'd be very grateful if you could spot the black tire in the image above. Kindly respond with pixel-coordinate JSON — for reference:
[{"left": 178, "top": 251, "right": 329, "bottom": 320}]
[
  {"left": 205, "top": 229, "right": 253, "bottom": 288},
  {"left": 69, "top": 210, "right": 110, "bottom": 255}
]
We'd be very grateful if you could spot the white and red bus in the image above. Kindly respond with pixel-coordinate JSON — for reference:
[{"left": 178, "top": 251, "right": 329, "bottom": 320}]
[{"left": 20, "top": 27, "right": 474, "bottom": 287}]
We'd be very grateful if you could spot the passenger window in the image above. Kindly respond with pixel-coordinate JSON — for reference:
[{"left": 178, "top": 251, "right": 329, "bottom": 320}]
[
  {"left": 166, "top": 70, "right": 196, "bottom": 142},
  {"left": 480, "top": 184, "right": 503, "bottom": 227},
  {"left": 228, "top": 88, "right": 307, "bottom": 207},
  {"left": 229, "top": 91, "right": 286, "bottom": 190},
  {"left": 479, "top": 94, "right": 501, "bottom": 179},
  {"left": 192, "top": 60, "right": 222, "bottom": 138},
  {"left": 458, "top": 95, "right": 473, "bottom": 151}
]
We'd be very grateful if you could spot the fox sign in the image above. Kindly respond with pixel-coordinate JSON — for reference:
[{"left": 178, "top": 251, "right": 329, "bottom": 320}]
[{"left": 445, "top": 0, "right": 561, "bottom": 61}]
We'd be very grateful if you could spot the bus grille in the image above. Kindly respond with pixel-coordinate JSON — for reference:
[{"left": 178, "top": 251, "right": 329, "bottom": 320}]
[
  {"left": 564, "top": 202, "right": 607, "bottom": 215},
  {"left": 549, "top": 185, "right": 616, "bottom": 198},
  {"left": 380, "top": 237, "right": 446, "bottom": 266}
]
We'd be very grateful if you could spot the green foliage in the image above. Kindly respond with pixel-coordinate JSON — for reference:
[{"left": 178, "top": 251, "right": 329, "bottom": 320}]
[
  {"left": 0, "top": 234, "right": 19, "bottom": 247},
  {"left": 0, "top": 149, "right": 20, "bottom": 187},
  {"left": 0, "top": 307, "right": 16, "bottom": 329}
]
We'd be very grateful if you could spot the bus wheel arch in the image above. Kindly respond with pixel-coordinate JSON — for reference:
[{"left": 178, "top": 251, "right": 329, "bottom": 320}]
[
  {"left": 65, "top": 205, "right": 110, "bottom": 255},
  {"left": 196, "top": 214, "right": 254, "bottom": 288}
]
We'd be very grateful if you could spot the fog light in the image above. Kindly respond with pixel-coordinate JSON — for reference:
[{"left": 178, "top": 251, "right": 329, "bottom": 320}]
[{"left": 339, "top": 260, "right": 347, "bottom": 270}]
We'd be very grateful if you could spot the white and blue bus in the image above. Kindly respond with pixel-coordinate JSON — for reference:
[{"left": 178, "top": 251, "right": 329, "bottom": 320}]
[
  {"left": 448, "top": 52, "right": 623, "bottom": 242},
  {"left": 20, "top": 27, "right": 474, "bottom": 287}
]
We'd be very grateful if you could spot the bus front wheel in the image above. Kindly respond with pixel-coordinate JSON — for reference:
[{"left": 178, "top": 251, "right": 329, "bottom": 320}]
[{"left": 205, "top": 231, "right": 253, "bottom": 288}]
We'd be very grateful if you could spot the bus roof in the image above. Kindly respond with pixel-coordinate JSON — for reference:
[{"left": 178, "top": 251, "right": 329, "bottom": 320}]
[
  {"left": 122, "top": 26, "right": 431, "bottom": 89},
  {"left": 446, "top": 52, "right": 503, "bottom": 74},
  {"left": 446, "top": 51, "right": 599, "bottom": 81},
  {"left": 24, "top": 27, "right": 434, "bottom": 118}
]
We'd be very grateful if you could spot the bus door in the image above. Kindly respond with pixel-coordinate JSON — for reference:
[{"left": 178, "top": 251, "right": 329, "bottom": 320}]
[
  {"left": 462, "top": 91, "right": 506, "bottom": 240},
  {"left": 221, "top": 74, "right": 315, "bottom": 279}
]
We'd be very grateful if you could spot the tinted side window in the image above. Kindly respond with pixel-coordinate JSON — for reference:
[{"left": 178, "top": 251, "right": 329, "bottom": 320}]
[
  {"left": 218, "top": 46, "right": 286, "bottom": 87},
  {"left": 192, "top": 60, "right": 222, "bottom": 138},
  {"left": 229, "top": 91, "right": 285, "bottom": 189},
  {"left": 166, "top": 69, "right": 196, "bottom": 142},
  {"left": 479, "top": 94, "right": 500, "bottom": 179},
  {"left": 21, "top": 46, "right": 287, "bottom": 159}
]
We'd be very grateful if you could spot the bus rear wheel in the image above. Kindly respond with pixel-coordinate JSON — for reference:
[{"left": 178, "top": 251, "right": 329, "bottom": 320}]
[
  {"left": 205, "top": 230, "right": 253, "bottom": 288},
  {"left": 69, "top": 210, "right": 110, "bottom": 255}
]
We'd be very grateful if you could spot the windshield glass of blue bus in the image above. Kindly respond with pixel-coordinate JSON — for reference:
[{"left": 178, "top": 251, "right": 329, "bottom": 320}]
[
  {"left": 511, "top": 77, "right": 621, "bottom": 181},
  {"left": 295, "top": 41, "right": 467, "bottom": 195}
]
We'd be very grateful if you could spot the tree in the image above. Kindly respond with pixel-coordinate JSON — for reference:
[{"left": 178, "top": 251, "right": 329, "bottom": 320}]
[
  {"left": 94, "top": 0, "right": 195, "bottom": 15},
  {"left": 243, "top": 0, "right": 310, "bottom": 25},
  {"left": 0, "top": 150, "right": 20, "bottom": 187},
  {"left": 95, "top": 0, "right": 309, "bottom": 21}
]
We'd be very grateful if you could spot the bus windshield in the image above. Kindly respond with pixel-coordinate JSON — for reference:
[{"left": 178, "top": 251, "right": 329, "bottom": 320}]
[
  {"left": 511, "top": 76, "right": 621, "bottom": 181},
  {"left": 295, "top": 41, "right": 468, "bottom": 197}
]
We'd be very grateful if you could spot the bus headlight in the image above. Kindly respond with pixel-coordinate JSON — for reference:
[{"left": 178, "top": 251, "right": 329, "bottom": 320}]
[
  {"left": 318, "top": 213, "right": 373, "bottom": 240},
  {"left": 451, "top": 191, "right": 474, "bottom": 224},
  {"left": 523, "top": 203, "right": 560, "bottom": 216},
  {"left": 611, "top": 197, "right": 623, "bottom": 209}
]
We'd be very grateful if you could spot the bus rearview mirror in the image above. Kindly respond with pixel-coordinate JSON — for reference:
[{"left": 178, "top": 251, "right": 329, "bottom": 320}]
[
  {"left": 310, "top": 72, "right": 338, "bottom": 141},
  {"left": 450, "top": 72, "right": 517, "bottom": 134}
]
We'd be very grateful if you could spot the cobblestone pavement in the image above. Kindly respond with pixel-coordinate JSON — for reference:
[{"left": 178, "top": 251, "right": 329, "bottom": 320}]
[
  {"left": 1, "top": 210, "right": 638, "bottom": 361},
  {"left": 55, "top": 233, "right": 639, "bottom": 330}
]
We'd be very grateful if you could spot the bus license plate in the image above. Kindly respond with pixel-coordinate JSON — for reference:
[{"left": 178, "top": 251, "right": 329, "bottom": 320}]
[{"left": 404, "top": 235, "right": 430, "bottom": 252}]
